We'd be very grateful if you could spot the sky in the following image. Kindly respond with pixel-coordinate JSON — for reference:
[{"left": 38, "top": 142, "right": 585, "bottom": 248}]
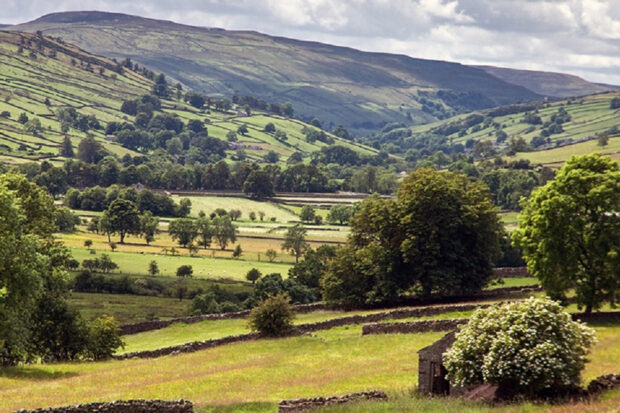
[{"left": 3, "top": 0, "right": 620, "bottom": 85}]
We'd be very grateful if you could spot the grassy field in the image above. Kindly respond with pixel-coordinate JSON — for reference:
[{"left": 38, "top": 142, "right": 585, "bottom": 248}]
[
  {"left": 67, "top": 292, "right": 189, "bottom": 323},
  {"left": 70, "top": 247, "right": 293, "bottom": 282},
  {"left": 172, "top": 195, "right": 300, "bottom": 223},
  {"left": 508, "top": 136, "right": 620, "bottom": 167},
  {"left": 0, "top": 319, "right": 618, "bottom": 412}
]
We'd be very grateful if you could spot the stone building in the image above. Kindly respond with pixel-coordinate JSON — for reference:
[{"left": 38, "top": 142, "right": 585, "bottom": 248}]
[{"left": 417, "top": 331, "right": 456, "bottom": 395}]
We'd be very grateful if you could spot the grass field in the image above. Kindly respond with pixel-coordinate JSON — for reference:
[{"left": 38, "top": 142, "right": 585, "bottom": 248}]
[
  {"left": 70, "top": 248, "right": 292, "bottom": 282},
  {"left": 0, "top": 319, "right": 618, "bottom": 412},
  {"left": 173, "top": 195, "right": 300, "bottom": 223},
  {"left": 508, "top": 136, "right": 620, "bottom": 167},
  {"left": 67, "top": 292, "right": 190, "bottom": 324}
]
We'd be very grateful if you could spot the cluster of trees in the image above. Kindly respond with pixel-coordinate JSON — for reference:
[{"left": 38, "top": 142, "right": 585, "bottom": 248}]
[
  {"left": 321, "top": 169, "right": 503, "bottom": 308},
  {"left": 0, "top": 173, "right": 123, "bottom": 365},
  {"left": 168, "top": 214, "right": 237, "bottom": 250},
  {"left": 65, "top": 185, "right": 190, "bottom": 217},
  {"left": 81, "top": 253, "right": 119, "bottom": 273}
]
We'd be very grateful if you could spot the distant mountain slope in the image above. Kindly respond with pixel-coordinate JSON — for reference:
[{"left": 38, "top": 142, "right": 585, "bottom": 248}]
[
  {"left": 474, "top": 65, "right": 615, "bottom": 98},
  {"left": 0, "top": 30, "right": 373, "bottom": 165},
  {"left": 10, "top": 11, "right": 542, "bottom": 134}
]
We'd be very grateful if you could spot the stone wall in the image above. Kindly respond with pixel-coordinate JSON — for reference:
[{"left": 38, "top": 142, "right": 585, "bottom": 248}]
[
  {"left": 278, "top": 391, "right": 387, "bottom": 412},
  {"left": 362, "top": 319, "right": 469, "bottom": 335},
  {"left": 13, "top": 399, "right": 193, "bottom": 413},
  {"left": 492, "top": 267, "right": 532, "bottom": 278},
  {"left": 120, "top": 303, "right": 328, "bottom": 335},
  {"left": 115, "top": 303, "right": 487, "bottom": 360}
]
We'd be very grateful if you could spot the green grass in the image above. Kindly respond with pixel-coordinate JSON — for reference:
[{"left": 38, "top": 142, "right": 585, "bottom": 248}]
[
  {"left": 70, "top": 247, "right": 293, "bottom": 282},
  {"left": 486, "top": 277, "right": 539, "bottom": 289},
  {"left": 67, "top": 292, "right": 190, "bottom": 324},
  {"left": 174, "top": 195, "right": 299, "bottom": 223},
  {"left": 1, "top": 320, "right": 618, "bottom": 412},
  {"left": 508, "top": 137, "right": 620, "bottom": 166}
]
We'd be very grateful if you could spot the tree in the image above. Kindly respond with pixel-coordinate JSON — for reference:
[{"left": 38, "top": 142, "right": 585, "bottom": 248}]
[
  {"left": 195, "top": 216, "right": 212, "bottom": 249},
  {"left": 249, "top": 211, "right": 256, "bottom": 221},
  {"left": 243, "top": 170, "right": 275, "bottom": 199},
  {"left": 326, "top": 204, "right": 353, "bottom": 225},
  {"left": 77, "top": 136, "right": 106, "bottom": 164},
  {"left": 263, "top": 122, "right": 276, "bottom": 133},
  {"left": 237, "top": 124, "right": 248, "bottom": 136},
  {"left": 597, "top": 133, "right": 609, "bottom": 147},
  {"left": 84, "top": 239, "right": 93, "bottom": 248},
  {"left": 512, "top": 154, "right": 620, "bottom": 314},
  {"left": 212, "top": 215, "right": 237, "bottom": 250},
  {"left": 299, "top": 205, "right": 316, "bottom": 223},
  {"left": 444, "top": 298, "right": 596, "bottom": 398},
  {"left": 168, "top": 218, "right": 197, "bottom": 248},
  {"left": 109, "top": 242, "right": 117, "bottom": 252},
  {"left": 60, "top": 136, "right": 74, "bottom": 157},
  {"left": 232, "top": 244, "right": 243, "bottom": 258},
  {"left": 258, "top": 211, "right": 266, "bottom": 221},
  {"left": 246, "top": 268, "right": 261, "bottom": 284},
  {"left": 86, "top": 315, "right": 124, "bottom": 360},
  {"left": 263, "top": 150, "right": 279, "bottom": 163},
  {"left": 148, "top": 260, "right": 159, "bottom": 276},
  {"left": 265, "top": 248, "right": 277, "bottom": 262},
  {"left": 322, "top": 169, "right": 502, "bottom": 307},
  {"left": 106, "top": 199, "right": 141, "bottom": 243},
  {"left": 229, "top": 209, "right": 242, "bottom": 221},
  {"left": 282, "top": 225, "right": 309, "bottom": 263},
  {"left": 176, "top": 264, "right": 193, "bottom": 278},
  {"left": 289, "top": 245, "right": 336, "bottom": 292},
  {"left": 55, "top": 206, "right": 80, "bottom": 232},
  {"left": 139, "top": 211, "right": 159, "bottom": 245},
  {"left": 248, "top": 293, "right": 295, "bottom": 337}
]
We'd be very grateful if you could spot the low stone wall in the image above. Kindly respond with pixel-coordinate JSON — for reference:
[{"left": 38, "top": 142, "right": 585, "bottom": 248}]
[
  {"left": 571, "top": 311, "right": 620, "bottom": 323},
  {"left": 120, "top": 303, "right": 328, "bottom": 335},
  {"left": 13, "top": 399, "right": 193, "bottom": 413},
  {"left": 587, "top": 374, "right": 620, "bottom": 394},
  {"left": 492, "top": 267, "right": 532, "bottom": 278},
  {"left": 278, "top": 391, "right": 387, "bottom": 412},
  {"left": 115, "top": 333, "right": 260, "bottom": 360},
  {"left": 362, "top": 319, "right": 469, "bottom": 335},
  {"left": 116, "top": 303, "right": 487, "bottom": 360}
]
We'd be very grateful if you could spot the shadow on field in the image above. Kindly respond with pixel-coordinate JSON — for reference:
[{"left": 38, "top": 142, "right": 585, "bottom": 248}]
[{"left": 0, "top": 366, "right": 78, "bottom": 381}]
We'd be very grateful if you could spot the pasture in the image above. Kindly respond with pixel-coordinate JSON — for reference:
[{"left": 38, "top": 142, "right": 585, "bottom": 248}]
[{"left": 0, "top": 318, "right": 618, "bottom": 412}]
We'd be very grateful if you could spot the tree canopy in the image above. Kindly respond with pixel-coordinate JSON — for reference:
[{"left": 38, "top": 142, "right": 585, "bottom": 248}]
[
  {"left": 512, "top": 154, "right": 620, "bottom": 313},
  {"left": 321, "top": 168, "right": 502, "bottom": 307}
]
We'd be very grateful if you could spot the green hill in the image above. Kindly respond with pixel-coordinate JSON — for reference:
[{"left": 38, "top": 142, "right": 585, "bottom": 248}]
[
  {"left": 0, "top": 30, "right": 375, "bottom": 166},
  {"left": 8, "top": 11, "right": 542, "bottom": 134},
  {"left": 369, "top": 91, "right": 620, "bottom": 167}
]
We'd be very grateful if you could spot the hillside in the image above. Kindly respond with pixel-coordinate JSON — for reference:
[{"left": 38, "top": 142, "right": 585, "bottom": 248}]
[
  {"left": 0, "top": 30, "right": 375, "bottom": 166},
  {"left": 475, "top": 65, "right": 616, "bottom": 98},
  {"left": 368, "top": 91, "right": 620, "bottom": 167},
  {"left": 9, "top": 11, "right": 543, "bottom": 134}
]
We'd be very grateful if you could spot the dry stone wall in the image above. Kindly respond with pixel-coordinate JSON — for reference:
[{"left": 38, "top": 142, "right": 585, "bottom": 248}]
[
  {"left": 115, "top": 303, "right": 488, "bottom": 360},
  {"left": 278, "top": 391, "right": 387, "bottom": 412},
  {"left": 13, "top": 399, "right": 193, "bottom": 413},
  {"left": 120, "top": 303, "right": 327, "bottom": 335}
]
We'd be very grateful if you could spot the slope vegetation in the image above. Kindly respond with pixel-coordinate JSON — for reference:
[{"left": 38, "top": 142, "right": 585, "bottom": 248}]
[
  {"left": 10, "top": 11, "right": 541, "bottom": 134},
  {"left": 0, "top": 30, "right": 374, "bottom": 165}
]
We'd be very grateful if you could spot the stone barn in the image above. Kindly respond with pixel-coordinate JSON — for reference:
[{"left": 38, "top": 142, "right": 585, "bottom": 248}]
[{"left": 417, "top": 331, "right": 456, "bottom": 396}]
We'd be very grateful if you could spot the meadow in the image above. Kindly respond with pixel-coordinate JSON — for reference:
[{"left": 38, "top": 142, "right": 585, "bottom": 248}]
[{"left": 0, "top": 319, "right": 618, "bottom": 412}]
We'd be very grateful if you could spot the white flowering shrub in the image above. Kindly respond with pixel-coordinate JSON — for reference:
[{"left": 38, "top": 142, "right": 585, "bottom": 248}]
[{"left": 444, "top": 297, "right": 596, "bottom": 396}]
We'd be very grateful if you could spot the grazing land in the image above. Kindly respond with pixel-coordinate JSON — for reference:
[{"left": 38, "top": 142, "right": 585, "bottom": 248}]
[{"left": 0, "top": 318, "right": 617, "bottom": 412}]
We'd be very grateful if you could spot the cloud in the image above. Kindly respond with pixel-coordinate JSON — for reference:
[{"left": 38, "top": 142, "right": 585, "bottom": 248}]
[{"left": 3, "top": 0, "right": 620, "bottom": 84}]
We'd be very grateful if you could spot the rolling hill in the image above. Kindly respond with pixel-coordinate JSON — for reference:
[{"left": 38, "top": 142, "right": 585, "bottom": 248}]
[
  {"left": 8, "top": 11, "right": 545, "bottom": 134},
  {"left": 475, "top": 66, "right": 617, "bottom": 98},
  {"left": 399, "top": 91, "right": 620, "bottom": 166},
  {"left": 0, "top": 30, "right": 375, "bottom": 166}
]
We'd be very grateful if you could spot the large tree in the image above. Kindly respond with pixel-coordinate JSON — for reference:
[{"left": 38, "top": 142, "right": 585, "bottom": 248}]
[
  {"left": 282, "top": 225, "right": 310, "bottom": 264},
  {"left": 243, "top": 169, "right": 275, "bottom": 199},
  {"left": 212, "top": 215, "right": 237, "bottom": 250},
  {"left": 168, "top": 218, "right": 197, "bottom": 248},
  {"left": 106, "top": 199, "right": 141, "bottom": 243},
  {"left": 512, "top": 154, "right": 620, "bottom": 313},
  {"left": 322, "top": 168, "right": 502, "bottom": 307}
]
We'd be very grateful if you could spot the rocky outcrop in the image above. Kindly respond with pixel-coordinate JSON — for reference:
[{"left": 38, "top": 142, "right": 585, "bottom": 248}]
[
  {"left": 13, "top": 399, "right": 193, "bottom": 413},
  {"left": 278, "top": 391, "right": 387, "bottom": 412}
]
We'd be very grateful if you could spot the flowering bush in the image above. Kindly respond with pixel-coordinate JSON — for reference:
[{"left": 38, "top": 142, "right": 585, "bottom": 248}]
[{"left": 444, "top": 297, "right": 596, "bottom": 397}]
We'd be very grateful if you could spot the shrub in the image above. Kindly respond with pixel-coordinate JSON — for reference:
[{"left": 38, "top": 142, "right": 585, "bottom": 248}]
[
  {"left": 248, "top": 293, "right": 295, "bottom": 337},
  {"left": 176, "top": 265, "right": 193, "bottom": 278},
  {"left": 85, "top": 315, "right": 124, "bottom": 360},
  {"left": 444, "top": 298, "right": 596, "bottom": 398}
]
